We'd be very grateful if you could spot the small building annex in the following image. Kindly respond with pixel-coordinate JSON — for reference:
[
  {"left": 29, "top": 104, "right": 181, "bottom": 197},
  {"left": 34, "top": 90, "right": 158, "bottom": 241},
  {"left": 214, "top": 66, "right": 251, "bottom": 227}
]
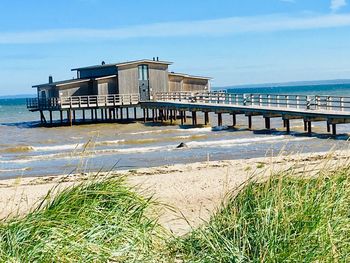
[{"left": 33, "top": 58, "right": 211, "bottom": 101}]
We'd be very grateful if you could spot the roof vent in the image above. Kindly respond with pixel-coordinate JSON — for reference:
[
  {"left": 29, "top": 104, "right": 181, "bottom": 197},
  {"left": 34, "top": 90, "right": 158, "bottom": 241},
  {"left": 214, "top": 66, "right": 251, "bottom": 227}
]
[
  {"left": 156, "top": 57, "right": 159, "bottom": 61},
  {"left": 48, "top": 75, "right": 53, "bottom": 84},
  {"left": 101, "top": 61, "right": 106, "bottom": 65},
  {"left": 153, "top": 57, "right": 155, "bottom": 61}
]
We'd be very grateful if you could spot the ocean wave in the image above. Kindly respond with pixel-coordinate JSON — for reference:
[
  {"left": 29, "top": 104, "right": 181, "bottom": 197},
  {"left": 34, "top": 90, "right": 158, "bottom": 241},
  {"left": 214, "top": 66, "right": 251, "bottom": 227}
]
[
  {"left": 0, "top": 135, "right": 314, "bottom": 164},
  {"left": 0, "top": 145, "right": 34, "bottom": 153},
  {"left": 33, "top": 143, "right": 85, "bottom": 152},
  {"left": 0, "top": 167, "right": 31, "bottom": 173},
  {"left": 128, "top": 127, "right": 213, "bottom": 135}
]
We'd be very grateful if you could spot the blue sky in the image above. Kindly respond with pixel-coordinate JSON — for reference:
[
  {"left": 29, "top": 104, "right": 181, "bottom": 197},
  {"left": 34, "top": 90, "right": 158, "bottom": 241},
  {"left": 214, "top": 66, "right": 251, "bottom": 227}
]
[{"left": 1, "top": 0, "right": 350, "bottom": 95}]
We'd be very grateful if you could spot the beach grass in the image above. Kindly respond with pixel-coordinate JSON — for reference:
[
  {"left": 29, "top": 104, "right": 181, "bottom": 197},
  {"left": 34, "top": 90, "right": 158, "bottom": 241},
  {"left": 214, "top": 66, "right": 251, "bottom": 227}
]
[
  {"left": 172, "top": 165, "right": 350, "bottom": 262},
  {"left": 0, "top": 161, "right": 350, "bottom": 262},
  {"left": 0, "top": 176, "right": 168, "bottom": 262}
]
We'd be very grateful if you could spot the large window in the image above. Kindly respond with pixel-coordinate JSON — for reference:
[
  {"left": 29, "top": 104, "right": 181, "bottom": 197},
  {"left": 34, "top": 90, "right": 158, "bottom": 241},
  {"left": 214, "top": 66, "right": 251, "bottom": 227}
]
[{"left": 138, "top": 65, "right": 149, "bottom": 81}]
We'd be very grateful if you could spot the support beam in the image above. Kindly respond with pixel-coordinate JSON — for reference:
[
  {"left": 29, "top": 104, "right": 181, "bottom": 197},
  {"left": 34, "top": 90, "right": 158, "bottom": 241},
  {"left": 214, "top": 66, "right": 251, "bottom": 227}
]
[
  {"left": 126, "top": 107, "right": 129, "bottom": 120},
  {"left": 307, "top": 121, "right": 312, "bottom": 135},
  {"left": 217, "top": 113, "right": 223, "bottom": 126},
  {"left": 49, "top": 110, "right": 53, "bottom": 124},
  {"left": 248, "top": 115, "right": 252, "bottom": 130},
  {"left": 304, "top": 120, "right": 307, "bottom": 132},
  {"left": 68, "top": 110, "right": 72, "bottom": 126},
  {"left": 204, "top": 112, "right": 209, "bottom": 125},
  {"left": 180, "top": 111, "right": 184, "bottom": 125},
  {"left": 134, "top": 107, "right": 137, "bottom": 120},
  {"left": 60, "top": 110, "right": 63, "bottom": 124},
  {"left": 285, "top": 119, "right": 290, "bottom": 133},
  {"left": 327, "top": 123, "right": 331, "bottom": 133},
  {"left": 82, "top": 110, "right": 85, "bottom": 122},
  {"left": 100, "top": 109, "right": 104, "bottom": 120},
  {"left": 332, "top": 124, "right": 337, "bottom": 136},
  {"left": 143, "top": 109, "right": 147, "bottom": 123},
  {"left": 152, "top": 109, "right": 155, "bottom": 122},
  {"left": 232, "top": 114, "right": 236, "bottom": 127},
  {"left": 264, "top": 117, "right": 271, "bottom": 130},
  {"left": 192, "top": 111, "right": 197, "bottom": 126},
  {"left": 120, "top": 108, "right": 123, "bottom": 119}
]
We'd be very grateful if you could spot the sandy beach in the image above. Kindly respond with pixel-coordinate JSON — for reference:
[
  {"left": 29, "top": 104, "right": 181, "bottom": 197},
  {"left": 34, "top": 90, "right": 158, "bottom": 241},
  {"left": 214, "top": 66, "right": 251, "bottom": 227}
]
[{"left": 0, "top": 150, "right": 349, "bottom": 236}]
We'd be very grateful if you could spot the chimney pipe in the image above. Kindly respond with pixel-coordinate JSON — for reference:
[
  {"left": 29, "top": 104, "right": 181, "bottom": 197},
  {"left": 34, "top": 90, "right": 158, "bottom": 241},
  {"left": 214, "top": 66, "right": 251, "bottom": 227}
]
[
  {"left": 156, "top": 57, "right": 159, "bottom": 61},
  {"left": 49, "top": 75, "right": 53, "bottom": 84},
  {"left": 153, "top": 57, "right": 155, "bottom": 61}
]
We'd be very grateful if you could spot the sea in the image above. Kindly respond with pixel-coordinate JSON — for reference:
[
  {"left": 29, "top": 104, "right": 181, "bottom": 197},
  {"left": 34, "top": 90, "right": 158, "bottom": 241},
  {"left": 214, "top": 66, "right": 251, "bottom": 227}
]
[{"left": 1, "top": 84, "right": 350, "bottom": 179}]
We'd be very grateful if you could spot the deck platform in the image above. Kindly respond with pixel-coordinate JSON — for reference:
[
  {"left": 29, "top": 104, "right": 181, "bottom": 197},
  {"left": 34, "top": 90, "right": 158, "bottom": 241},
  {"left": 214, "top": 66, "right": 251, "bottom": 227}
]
[
  {"left": 140, "top": 92, "right": 350, "bottom": 135},
  {"left": 26, "top": 91, "right": 350, "bottom": 135}
]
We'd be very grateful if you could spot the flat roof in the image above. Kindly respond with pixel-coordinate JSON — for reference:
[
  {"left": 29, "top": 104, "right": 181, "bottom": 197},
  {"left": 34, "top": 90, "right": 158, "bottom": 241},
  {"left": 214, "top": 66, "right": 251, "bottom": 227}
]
[
  {"left": 32, "top": 78, "right": 91, "bottom": 88},
  {"left": 168, "top": 72, "right": 212, "bottom": 80},
  {"left": 71, "top": 59, "right": 173, "bottom": 71}
]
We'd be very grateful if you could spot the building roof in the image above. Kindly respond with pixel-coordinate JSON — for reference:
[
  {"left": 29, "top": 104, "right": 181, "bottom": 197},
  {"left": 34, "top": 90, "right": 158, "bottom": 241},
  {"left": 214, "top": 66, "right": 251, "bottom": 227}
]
[
  {"left": 32, "top": 78, "right": 91, "bottom": 88},
  {"left": 168, "top": 72, "right": 212, "bottom": 80},
  {"left": 71, "top": 59, "right": 173, "bottom": 71}
]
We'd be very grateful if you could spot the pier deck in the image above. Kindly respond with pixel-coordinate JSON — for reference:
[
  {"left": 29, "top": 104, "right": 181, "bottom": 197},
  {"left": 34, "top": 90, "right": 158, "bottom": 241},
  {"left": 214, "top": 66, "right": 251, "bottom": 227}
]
[
  {"left": 26, "top": 91, "right": 350, "bottom": 135},
  {"left": 141, "top": 92, "right": 350, "bottom": 135}
]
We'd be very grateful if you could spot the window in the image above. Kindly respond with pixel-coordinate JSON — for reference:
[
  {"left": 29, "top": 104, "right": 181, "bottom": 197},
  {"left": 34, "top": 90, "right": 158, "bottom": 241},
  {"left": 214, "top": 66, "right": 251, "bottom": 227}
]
[{"left": 138, "top": 65, "right": 149, "bottom": 81}]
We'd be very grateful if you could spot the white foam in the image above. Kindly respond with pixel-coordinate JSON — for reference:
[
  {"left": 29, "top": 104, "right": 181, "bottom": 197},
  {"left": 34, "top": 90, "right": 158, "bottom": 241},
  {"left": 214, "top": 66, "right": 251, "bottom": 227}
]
[
  {"left": 0, "top": 167, "right": 30, "bottom": 173},
  {"left": 212, "top": 126, "right": 229, "bottom": 131},
  {"left": 128, "top": 129, "right": 179, "bottom": 135},
  {"left": 0, "top": 135, "right": 314, "bottom": 164},
  {"left": 33, "top": 143, "right": 84, "bottom": 152}
]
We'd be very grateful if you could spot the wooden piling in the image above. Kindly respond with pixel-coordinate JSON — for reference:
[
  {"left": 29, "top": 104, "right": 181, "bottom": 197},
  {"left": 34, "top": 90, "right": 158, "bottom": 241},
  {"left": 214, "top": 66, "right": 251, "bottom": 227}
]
[
  {"left": 49, "top": 110, "right": 53, "bottom": 124},
  {"left": 332, "top": 124, "right": 337, "bottom": 136},
  {"left": 204, "top": 112, "right": 209, "bottom": 125},
  {"left": 60, "top": 110, "right": 63, "bottom": 124},
  {"left": 134, "top": 107, "right": 137, "bottom": 120},
  {"left": 82, "top": 110, "right": 85, "bottom": 122},
  {"left": 307, "top": 121, "right": 312, "bottom": 134},
  {"left": 217, "top": 113, "right": 222, "bottom": 126},
  {"left": 285, "top": 119, "right": 290, "bottom": 133},
  {"left": 248, "top": 115, "right": 252, "bottom": 130},
  {"left": 192, "top": 111, "right": 197, "bottom": 126},
  {"left": 264, "top": 117, "right": 271, "bottom": 130},
  {"left": 232, "top": 114, "right": 236, "bottom": 128},
  {"left": 143, "top": 109, "right": 147, "bottom": 123}
]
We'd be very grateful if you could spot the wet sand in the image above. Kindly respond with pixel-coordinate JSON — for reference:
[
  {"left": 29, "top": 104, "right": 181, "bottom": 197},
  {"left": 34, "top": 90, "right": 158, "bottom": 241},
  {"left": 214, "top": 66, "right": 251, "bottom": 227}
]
[{"left": 0, "top": 150, "right": 349, "bottom": 236}]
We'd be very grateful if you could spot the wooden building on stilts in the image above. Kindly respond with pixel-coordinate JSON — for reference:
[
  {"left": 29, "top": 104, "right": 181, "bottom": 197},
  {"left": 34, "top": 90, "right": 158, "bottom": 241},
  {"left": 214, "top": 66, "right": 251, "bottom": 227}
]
[{"left": 27, "top": 58, "right": 211, "bottom": 126}]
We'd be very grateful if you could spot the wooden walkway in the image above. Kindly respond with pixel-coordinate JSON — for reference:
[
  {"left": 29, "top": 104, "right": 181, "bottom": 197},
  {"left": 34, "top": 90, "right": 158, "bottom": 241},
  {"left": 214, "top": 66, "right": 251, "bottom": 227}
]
[
  {"left": 140, "top": 92, "right": 350, "bottom": 135},
  {"left": 26, "top": 91, "right": 350, "bottom": 135}
]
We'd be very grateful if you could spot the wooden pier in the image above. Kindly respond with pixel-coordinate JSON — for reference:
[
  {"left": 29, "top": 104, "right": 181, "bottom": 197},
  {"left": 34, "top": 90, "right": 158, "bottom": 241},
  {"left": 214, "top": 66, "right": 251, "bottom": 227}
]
[
  {"left": 141, "top": 92, "right": 350, "bottom": 136},
  {"left": 27, "top": 92, "right": 350, "bottom": 135},
  {"left": 27, "top": 94, "right": 140, "bottom": 125}
]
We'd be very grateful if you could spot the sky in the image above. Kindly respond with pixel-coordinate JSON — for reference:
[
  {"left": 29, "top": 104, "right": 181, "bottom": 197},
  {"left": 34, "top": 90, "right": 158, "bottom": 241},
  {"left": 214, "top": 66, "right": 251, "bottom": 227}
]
[{"left": 1, "top": 0, "right": 350, "bottom": 96}]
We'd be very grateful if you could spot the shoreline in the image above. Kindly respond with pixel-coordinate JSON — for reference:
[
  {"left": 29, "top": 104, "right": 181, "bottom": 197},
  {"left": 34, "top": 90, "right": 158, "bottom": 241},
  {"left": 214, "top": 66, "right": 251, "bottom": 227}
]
[{"left": 0, "top": 149, "right": 349, "bottom": 235}]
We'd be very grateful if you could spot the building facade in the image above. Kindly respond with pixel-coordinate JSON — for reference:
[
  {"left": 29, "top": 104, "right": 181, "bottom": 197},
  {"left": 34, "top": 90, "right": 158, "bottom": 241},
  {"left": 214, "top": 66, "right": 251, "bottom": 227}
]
[{"left": 33, "top": 59, "right": 211, "bottom": 101}]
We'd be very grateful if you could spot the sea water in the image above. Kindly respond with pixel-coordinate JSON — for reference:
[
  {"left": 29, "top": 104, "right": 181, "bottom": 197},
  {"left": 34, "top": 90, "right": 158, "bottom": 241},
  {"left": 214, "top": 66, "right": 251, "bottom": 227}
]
[{"left": 1, "top": 84, "right": 350, "bottom": 179}]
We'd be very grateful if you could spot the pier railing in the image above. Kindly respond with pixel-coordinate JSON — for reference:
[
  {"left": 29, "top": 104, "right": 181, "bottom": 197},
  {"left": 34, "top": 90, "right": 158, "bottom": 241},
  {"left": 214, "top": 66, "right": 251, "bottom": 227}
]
[
  {"left": 27, "top": 94, "right": 140, "bottom": 111},
  {"left": 154, "top": 92, "right": 350, "bottom": 112}
]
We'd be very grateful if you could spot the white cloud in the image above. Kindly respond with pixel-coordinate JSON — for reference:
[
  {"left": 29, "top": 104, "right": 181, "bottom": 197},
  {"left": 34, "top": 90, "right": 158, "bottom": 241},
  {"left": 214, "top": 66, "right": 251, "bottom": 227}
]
[
  {"left": 2, "top": 13, "right": 350, "bottom": 44},
  {"left": 331, "top": 0, "right": 347, "bottom": 12},
  {"left": 280, "top": 0, "right": 295, "bottom": 3}
]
